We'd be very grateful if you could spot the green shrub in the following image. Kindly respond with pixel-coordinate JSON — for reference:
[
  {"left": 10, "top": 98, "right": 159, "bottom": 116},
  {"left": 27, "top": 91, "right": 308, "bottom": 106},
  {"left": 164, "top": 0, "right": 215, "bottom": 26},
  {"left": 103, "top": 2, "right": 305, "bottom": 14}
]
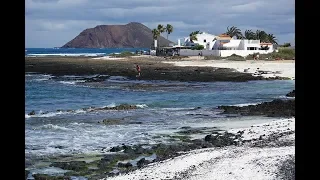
[
  {"left": 226, "top": 54, "right": 245, "bottom": 61},
  {"left": 191, "top": 45, "right": 204, "bottom": 50},
  {"left": 204, "top": 55, "right": 224, "bottom": 60},
  {"left": 246, "top": 48, "right": 295, "bottom": 60}
]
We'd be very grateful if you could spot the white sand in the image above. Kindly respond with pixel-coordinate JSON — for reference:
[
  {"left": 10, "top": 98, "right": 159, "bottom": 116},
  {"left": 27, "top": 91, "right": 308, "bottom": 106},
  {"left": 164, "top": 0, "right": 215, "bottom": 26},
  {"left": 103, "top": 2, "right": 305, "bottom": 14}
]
[
  {"left": 162, "top": 60, "right": 295, "bottom": 80},
  {"left": 101, "top": 118, "right": 295, "bottom": 180}
]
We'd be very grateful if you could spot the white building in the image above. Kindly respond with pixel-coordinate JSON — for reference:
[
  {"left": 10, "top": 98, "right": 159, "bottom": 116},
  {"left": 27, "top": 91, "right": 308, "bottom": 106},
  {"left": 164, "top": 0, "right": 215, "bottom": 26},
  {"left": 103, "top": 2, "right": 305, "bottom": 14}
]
[
  {"left": 184, "top": 32, "right": 218, "bottom": 50},
  {"left": 211, "top": 34, "right": 274, "bottom": 51},
  {"left": 179, "top": 33, "right": 274, "bottom": 57}
]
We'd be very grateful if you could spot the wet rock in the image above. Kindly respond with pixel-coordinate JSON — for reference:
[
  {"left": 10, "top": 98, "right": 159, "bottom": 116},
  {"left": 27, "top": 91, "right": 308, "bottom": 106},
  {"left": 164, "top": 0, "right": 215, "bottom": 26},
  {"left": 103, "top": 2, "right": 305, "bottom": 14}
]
[
  {"left": 25, "top": 170, "right": 29, "bottom": 180},
  {"left": 98, "top": 153, "right": 131, "bottom": 170},
  {"left": 128, "top": 121, "right": 143, "bottom": 124},
  {"left": 101, "top": 119, "right": 122, "bottom": 125},
  {"left": 286, "top": 90, "right": 295, "bottom": 97},
  {"left": 123, "top": 145, "right": 135, "bottom": 154},
  {"left": 32, "top": 174, "right": 70, "bottom": 180},
  {"left": 50, "top": 161, "right": 87, "bottom": 171},
  {"left": 109, "top": 144, "right": 152, "bottom": 156},
  {"left": 137, "top": 158, "right": 150, "bottom": 168},
  {"left": 28, "top": 110, "right": 36, "bottom": 115},
  {"left": 104, "top": 104, "right": 137, "bottom": 110},
  {"left": 117, "top": 162, "right": 133, "bottom": 168},
  {"left": 218, "top": 99, "right": 295, "bottom": 117},
  {"left": 190, "top": 139, "right": 214, "bottom": 148},
  {"left": 152, "top": 143, "right": 190, "bottom": 161},
  {"left": 177, "top": 129, "right": 203, "bottom": 135},
  {"left": 180, "top": 126, "right": 191, "bottom": 129},
  {"left": 110, "top": 146, "right": 123, "bottom": 152},
  {"left": 204, "top": 132, "right": 238, "bottom": 147}
]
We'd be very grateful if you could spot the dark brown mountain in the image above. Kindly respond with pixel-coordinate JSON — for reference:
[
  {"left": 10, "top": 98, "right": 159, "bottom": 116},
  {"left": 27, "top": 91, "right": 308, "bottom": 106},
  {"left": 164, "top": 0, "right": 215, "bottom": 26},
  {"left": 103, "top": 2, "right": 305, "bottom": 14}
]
[{"left": 61, "top": 22, "right": 173, "bottom": 48}]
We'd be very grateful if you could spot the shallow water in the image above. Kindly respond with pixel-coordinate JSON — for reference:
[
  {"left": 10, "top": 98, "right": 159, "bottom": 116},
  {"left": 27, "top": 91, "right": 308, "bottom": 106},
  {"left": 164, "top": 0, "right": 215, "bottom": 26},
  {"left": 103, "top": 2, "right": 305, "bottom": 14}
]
[{"left": 25, "top": 73, "right": 294, "bottom": 164}]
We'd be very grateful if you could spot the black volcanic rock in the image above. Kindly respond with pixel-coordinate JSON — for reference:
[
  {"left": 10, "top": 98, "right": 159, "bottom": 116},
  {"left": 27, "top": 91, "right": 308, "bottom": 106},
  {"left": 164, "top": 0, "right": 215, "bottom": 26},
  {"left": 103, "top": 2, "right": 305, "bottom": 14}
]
[
  {"left": 286, "top": 90, "right": 295, "bottom": 97},
  {"left": 218, "top": 99, "right": 295, "bottom": 117},
  {"left": 62, "top": 22, "right": 172, "bottom": 48}
]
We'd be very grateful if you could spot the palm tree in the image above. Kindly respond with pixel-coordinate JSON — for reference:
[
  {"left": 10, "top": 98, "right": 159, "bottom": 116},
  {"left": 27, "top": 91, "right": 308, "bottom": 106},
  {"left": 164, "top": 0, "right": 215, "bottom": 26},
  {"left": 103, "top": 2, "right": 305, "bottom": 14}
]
[
  {"left": 165, "top": 24, "right": 173, "bottom": 40},
  {"left": 152, "top": 28, "right": 160, "bottom": 47},
  {"left": 157, "top": 24, "right": 165, "bottom": 47},
  {"left": 189, "top": 31, "right": 199, "bottom": 42},
  {"left": 255, "top": 30, "right": 268, "bottom": 42},
  {"left": 244, "top": 30, "right": 255, "bottom": 40},
  {"left": 226, "top": 26, "right": 243, "bottom": 39},
  {"left": 266, "top": 34, "right": 278, "bottom": 45}
]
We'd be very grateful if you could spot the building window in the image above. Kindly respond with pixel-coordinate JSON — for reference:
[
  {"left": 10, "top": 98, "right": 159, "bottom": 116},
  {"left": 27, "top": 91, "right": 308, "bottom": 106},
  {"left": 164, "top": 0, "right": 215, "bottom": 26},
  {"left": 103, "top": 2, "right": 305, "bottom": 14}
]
[
  {"left": 204, "top": 39, "right": 206, "bottom": 42},
  {"left": 247, "top": 47, "right": 256, "bottom": 50}
]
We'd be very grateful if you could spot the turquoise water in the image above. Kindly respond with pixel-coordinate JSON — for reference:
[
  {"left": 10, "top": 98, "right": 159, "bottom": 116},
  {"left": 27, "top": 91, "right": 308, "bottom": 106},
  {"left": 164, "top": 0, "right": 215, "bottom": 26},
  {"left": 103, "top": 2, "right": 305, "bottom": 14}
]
[{"left": 25, "top": 73, "right": 295, "bottom": 158}]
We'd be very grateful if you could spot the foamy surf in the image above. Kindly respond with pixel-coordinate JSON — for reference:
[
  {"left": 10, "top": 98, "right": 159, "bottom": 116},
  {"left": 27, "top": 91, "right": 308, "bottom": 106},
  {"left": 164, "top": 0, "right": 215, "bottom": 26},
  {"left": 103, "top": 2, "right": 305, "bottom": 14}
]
[
  {"left": 232, "top": 102, "right": 260, "bottom": 107},
  {"left": 136, "top": 104, "right": 148, "bottom": 108},
  {"left": 41, "top": 124, "right": 72, "bottom": 131},
  {"left": 277, "top": 95, "right": 295, "bottom": 99},
  {"left": 59, "top": 80, "right": 86, "bottom": 85}
]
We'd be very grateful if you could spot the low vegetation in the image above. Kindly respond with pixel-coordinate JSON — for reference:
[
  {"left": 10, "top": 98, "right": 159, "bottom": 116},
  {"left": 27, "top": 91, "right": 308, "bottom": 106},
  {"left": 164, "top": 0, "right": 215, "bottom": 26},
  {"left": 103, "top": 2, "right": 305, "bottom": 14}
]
[
  {"left": 246, "top": 48, "right": 295, "bottom": 60},
  {"left": 204, "top": 54, "right": 245, "bottom": 61},
  {"left": 204, "top": 55, "right": 224, "bottom": 60},
  {"left": 225, "top": 54, "right": 245, "bottom": 61},
  {"left": 191, "top": 44, "right": 204, "bottom": 50}
]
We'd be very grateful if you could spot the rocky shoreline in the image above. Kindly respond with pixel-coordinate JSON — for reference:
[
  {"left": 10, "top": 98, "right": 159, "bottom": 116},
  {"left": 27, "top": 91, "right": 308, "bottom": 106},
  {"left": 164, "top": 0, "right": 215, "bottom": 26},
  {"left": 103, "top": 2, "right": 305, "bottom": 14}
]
[
  {"left": 25, "top": 56, "right": 291, "bottom": 82},
  {"left": 27, "top": 90, "right": 295, "bottom": 180}
]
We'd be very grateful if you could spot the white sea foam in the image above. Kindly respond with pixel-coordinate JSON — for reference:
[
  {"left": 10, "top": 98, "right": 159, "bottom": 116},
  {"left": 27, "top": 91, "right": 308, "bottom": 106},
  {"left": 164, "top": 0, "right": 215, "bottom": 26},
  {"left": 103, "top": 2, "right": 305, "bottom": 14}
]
[
  {"left": 41, "top": 124, "right": 71, "bottom": 131},
  {"left": 34, "top": 78, "right": 50, "bottom": 81},
  {"left": 37, "top": 111, "right": 67, "bottom": 117},
  {"left": 136, "top": 104, "right": 148, "bottom": 108},
  {"left": 70, "top": 122, "right": 89, "bottom": 126},
  {"left": 59, "top": 80, "right": 86, "bottom": 85},
  {"left": 160, "top": 107, "right": 195, "bottom": 111},
  {"left": 26, "top": 53, "right": 106, "bottom": 57},
  {"left": 232, "top": 102, "right": 260, "bottom": 107},
  {"left": 277, "top": 95, "right": 295, "bottom": 99},
  {"left": 28, "top": 167, "right": 70, "bottom": 176},
  {"left": 26, "top": 74, "right": 54, "bottom": 82},
  {"left": 74, "top": 109, "right": 87, "bottom": 113},
  {"left": 106, "top": 102, "right": 116, "bottom": 108}
]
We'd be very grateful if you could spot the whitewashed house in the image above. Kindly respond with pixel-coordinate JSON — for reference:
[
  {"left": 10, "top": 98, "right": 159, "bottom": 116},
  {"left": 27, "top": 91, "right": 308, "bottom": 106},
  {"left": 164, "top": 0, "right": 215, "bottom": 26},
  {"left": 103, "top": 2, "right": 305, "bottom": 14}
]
[
  {"left": 178, "top": 32, "right": 275, "bottom": 57},
  {"left": 184, "top": 32, "right": 218, "bottom": 50}
]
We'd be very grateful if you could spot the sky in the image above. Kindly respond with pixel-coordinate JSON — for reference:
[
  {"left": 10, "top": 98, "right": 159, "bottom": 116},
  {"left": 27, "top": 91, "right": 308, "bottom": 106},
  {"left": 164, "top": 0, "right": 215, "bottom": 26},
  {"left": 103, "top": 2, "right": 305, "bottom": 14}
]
[{"left": 25, "top": 0, "right": 295, "bottom": 48}]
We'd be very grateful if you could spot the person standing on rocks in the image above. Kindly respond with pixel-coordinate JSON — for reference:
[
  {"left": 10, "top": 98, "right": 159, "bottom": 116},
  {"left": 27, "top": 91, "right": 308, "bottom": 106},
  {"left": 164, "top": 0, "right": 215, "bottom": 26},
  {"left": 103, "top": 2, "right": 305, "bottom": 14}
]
[{"left": 136, "top": 64, "right": 141, "bottom": 77}]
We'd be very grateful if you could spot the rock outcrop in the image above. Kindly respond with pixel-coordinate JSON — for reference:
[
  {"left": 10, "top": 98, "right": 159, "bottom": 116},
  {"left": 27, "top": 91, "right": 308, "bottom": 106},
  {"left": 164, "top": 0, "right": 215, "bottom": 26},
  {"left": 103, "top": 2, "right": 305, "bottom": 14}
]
[{"left": 218, "top": 99, "right": 295, "bottom": 117}]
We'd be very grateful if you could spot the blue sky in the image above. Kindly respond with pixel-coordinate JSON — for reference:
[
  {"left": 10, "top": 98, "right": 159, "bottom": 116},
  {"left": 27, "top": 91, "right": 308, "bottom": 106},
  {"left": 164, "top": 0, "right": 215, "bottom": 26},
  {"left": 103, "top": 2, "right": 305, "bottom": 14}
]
[{"left": 25, "top": 0, "right": 295, "bottom": 48}]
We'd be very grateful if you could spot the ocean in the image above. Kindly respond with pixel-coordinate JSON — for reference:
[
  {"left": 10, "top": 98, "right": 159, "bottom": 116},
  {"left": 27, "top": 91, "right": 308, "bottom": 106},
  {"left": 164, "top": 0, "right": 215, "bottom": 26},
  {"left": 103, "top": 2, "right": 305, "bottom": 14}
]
[
  {"left": 25, "top": 48, "right": 295, "bottom": 179},
  {"left": 25, "top": 48, "right": 150, "bottom": 57}
]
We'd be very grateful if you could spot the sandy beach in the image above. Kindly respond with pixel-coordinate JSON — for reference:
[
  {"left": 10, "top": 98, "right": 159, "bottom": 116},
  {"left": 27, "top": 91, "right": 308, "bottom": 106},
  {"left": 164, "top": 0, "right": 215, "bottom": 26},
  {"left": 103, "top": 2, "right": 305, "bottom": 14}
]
[
  {"left": 103, "top": 118, "right": 295, "bottom": 180},
  {"left": 163, "top": 59, "right": 295, "bottom": 80}
]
